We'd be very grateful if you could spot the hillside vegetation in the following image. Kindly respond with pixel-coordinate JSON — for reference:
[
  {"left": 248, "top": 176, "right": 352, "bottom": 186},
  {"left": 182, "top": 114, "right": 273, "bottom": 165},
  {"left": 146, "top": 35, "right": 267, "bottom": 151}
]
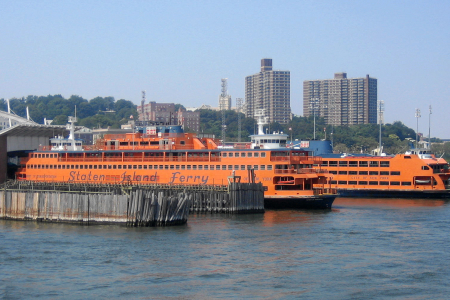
[{"left": 1, "top": 95, "right": 447, "bottom": 158}]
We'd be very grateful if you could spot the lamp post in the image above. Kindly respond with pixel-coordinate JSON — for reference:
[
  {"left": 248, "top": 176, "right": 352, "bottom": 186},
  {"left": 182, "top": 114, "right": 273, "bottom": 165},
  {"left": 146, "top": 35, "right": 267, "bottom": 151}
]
[{"left": 415, "top": 108, "right": 421, "bottom": 149}]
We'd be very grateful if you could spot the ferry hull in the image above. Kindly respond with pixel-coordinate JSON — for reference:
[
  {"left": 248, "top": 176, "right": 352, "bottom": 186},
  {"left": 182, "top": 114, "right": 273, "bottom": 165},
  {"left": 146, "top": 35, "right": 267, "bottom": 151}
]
[
  {"left": 337, "top": 189, "right": 450, "bottom": 199},
  {"left": 264, "top": 194, "right": 336, "bottom": 209}
]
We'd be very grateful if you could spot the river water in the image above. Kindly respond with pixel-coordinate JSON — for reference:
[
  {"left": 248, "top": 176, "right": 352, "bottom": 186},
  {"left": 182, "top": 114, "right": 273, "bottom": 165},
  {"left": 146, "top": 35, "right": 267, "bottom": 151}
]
[{"left": 1, "top": 197, "right": 450, "bottom": 299}]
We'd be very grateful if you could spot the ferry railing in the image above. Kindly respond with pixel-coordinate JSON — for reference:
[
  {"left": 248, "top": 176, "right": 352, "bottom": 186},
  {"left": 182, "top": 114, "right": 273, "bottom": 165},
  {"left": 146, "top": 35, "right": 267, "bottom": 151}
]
[{"left": 274, "top": 168, "right": 329, "bottom": 174}]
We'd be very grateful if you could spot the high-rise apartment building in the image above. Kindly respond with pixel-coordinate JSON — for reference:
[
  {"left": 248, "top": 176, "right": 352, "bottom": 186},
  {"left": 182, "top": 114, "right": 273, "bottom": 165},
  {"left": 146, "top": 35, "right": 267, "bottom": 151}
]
[
  {"left": 303, "top": 73, "right": 377, "bottom": 126},
  {"left": 245, "top": 59, "right": 291, "bottom": 124}
]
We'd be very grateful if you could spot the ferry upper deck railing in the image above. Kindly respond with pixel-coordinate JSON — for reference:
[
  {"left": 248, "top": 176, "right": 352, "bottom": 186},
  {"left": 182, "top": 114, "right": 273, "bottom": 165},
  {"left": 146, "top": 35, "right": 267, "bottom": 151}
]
[{"left": 274, "top": 168, "right": 329, "bottom": 175}]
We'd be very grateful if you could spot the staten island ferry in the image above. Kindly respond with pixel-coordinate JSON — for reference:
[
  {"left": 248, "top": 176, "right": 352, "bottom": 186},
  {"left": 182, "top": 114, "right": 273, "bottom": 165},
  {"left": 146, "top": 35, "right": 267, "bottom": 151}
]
[
  {"left": 15, "top": 116, "right": 337, "bottom": 209},
  {"left": 298, "top": 140, "right": 450, "bottom": 198}
]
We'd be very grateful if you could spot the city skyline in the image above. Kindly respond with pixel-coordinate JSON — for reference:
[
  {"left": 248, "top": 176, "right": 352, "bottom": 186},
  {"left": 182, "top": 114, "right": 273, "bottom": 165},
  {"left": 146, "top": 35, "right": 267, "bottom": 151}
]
[{"left": 0, "top": 1, "right": 449, "bottom": 138}]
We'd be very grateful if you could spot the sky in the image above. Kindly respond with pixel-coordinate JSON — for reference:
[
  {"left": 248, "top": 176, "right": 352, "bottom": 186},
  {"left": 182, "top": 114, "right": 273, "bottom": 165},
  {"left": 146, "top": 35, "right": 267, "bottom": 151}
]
[{"left": 1, "top": 0, "right": 449, "bottom": 138}]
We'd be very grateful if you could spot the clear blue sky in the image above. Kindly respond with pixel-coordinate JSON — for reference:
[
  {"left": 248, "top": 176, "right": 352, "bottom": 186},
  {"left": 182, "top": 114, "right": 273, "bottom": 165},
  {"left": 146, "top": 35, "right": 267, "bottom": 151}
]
[{"left": 1, "top": 0, "right": 449, "bottom": 138}]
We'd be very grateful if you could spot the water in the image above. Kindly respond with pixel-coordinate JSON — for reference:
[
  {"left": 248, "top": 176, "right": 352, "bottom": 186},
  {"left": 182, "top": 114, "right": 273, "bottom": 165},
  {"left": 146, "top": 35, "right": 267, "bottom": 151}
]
[{"left": 1, "top": 198, "right": 450, "bottom": 299}]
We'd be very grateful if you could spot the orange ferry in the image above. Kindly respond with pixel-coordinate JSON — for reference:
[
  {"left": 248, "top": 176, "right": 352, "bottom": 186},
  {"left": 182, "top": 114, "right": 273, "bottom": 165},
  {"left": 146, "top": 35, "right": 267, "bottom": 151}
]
[
  {"left": 15, "top": 116, "right": 337, "bottom": 209},
  {"left": 300, "top": 140, "right": 450, "bottom": 198}
]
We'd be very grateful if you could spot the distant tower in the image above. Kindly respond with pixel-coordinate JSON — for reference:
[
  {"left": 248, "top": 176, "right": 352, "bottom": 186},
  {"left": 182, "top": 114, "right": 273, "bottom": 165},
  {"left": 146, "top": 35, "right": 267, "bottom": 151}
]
[
  {"left": 219, "top": 78, "right": 232, "bottom": 110},
  {"left": 141, "top": 91, "right": 146, "bottom": 121}
]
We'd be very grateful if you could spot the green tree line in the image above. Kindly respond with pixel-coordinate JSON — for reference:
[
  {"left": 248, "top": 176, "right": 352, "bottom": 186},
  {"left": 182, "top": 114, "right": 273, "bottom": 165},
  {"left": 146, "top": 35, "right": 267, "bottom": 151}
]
[
  {"left": 1, "top": 96, "right": 447, "bottom": 158},
  {"left": 0, "top": 95, "right": 137, "bottom": 129}
]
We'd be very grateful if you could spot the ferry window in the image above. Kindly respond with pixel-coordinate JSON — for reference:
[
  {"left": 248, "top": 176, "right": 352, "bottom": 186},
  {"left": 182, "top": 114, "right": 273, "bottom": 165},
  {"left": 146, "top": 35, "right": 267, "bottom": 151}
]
[
  {"left": 241, "top": 165, "right": 245, "bottom": 170},
  {"left": 349, "top": 161, "right": 358, "bottom": 167},
  {"left": 175, "top": 165, "right": 179, "bottom": 170},
  {"left": 248, "top": 153, "right": 252, "bottom": 157},
  {"left": 329, "top": 161, "right": 337, "bottom": 167},
  {"left": 193, "top": 166, "right": 197, "bottom": 170},
  {"left": 38, "top": 154, "right": 41, "bottom": 158},
  {"left": 359, "top": 171, "right": 368, "bottom": 175},
  {"left": 181, "top": 165, "right": 185, "bottom": 170},
  {"left": 49, "top": 165, "right": 53, "bottom": 169},
  {"left": 228, "top": 153, "right": 233, "bottom": 157},
  {"left": 380, "top": 171, "right": 389, "bottom": 175},
  {"left": 46, "top": 154, "right": 49, "bottom": 158},
  {"left": 120, "top": 142, "right": 128, "bottom": 146},
  {"left": 261, "top": 153, "right": 266, "bottom": 158},
  {"left": 94, "top": 165, "right": 98, "bottom": 169},
  {"left": 204, "top": 165, "right": 208, "bottom": 170},
  {"left": 223, "top": 153, "right": 227, "bottom": 157},
  {"left": 369, "top": 161, "right": 379, "bottom": 167},
  {"left": 369, "top": 171, "right": 379, "bottom": 175},
  {"left": 338, "top": 181, "right": 347, "bottom": 185},
  {"left": 390, "top": 181, "right": 400, "bottom": 185},
  {"left": 222, "top": 165, "right": 226, "bottom": 170},
  {"left": 380, "top": 181, "right": 389, "bottom": 185},
  {"left": 216, "top": 165, "right": 220, "bottom": 170},
  {"left": 349, "top": 171, "right": 357, "bottom": 175},
  {"left": 261, "top": 165, "right": 266, "bottom": 170},
  {"left": 187, "top": 165, "right": 191, "bottom": 170},
  {"left": 330, "top": 181, "right": 337, "bottom": 184},
  {"left": 358, "top": 181, "right": 367, "bottom": 185},
  {"left": 369, "top": 181, "right": 378, "bottom": 185},
  {"left": 339, "top": 161, "right": 348, "bottom": 167},
  {"left": 359, "top": 161, "right": 368, "bottom": 167},
  {"left": 164, "top": 165, "right": 168, "bottom": 170},
  {"left": 338, "top": 171, "right": 347, "bottom": 175},
  {"left": 138, "top": 165, "right": 142, "bottom": 169},
  {"left": 404, "top": 156, "right": 411, "bottom": 159},
  {"left": 422, "top": 166, "right": 429, "bottom": 170},
  {"left": 228, "top": 165, "right": 233, "bottom": 170},
  {"left": 254, "top": 152, "right": 259, "bottom": 158},
  {"left": 114, "top": 165, "right": 117, "bottom": 169},
  {"left": 268, "top": 165, "right": 273, "bottom": 170},
  {"left": 180, "top": 141, "right": 185, "bottom": 145},
  {"left": 321, "top": 162, "right": 328, "bottom": 167},
  {"left": 234, "top": 165, "right": 239, "bottom": 170},
  {"left": 254, "top": 165, "right": 259, "bottom": 170},
  {"left": 140, "top": 141, "right": 149, "bottom": 146},
  {"left": 62, "top": 165, "right": 65, "bottom": 169},
  {"left": 380, "top": 161, "right": 390, "bottom": 167},
  {"left": 349, "top": 181, "right": 357, "bottom": 185},
  {"left": 71, "top": 165, "right": 74, "bottom": 169},
  {"left": 235, "top": 153, "right": 240, "bottom": 157},
  {"left": 330, "top": 171, "right": 337, "bottom": 174},
  {"left": 132, "top": 165, "right": 136, "bottom": 169},
  {"left": 241, "top": 153, "right": 245, "bottom": 157},
  {"left": 402, "top": 182, "right": 412, "bottom": 186},
  {"left": 37, "top": 164, "right": 41, "bottom": 169},
  {"left": 391, "top": 171, "right": 400, "bottom": 176}
]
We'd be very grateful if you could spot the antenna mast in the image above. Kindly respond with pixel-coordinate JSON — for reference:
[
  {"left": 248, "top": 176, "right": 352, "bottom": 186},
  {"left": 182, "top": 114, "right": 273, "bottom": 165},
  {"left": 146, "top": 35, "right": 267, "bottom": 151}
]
[
  {"left": 220, "top": 79, "right": 228, "bottom": 145},
  {"left": 378, "top": 100, "right": 384, "bottom": 154},
  {"left": 428, "top": 105, "right": 432, "bottom": 149},
  {"left": 236, "top": 98, "right": 243, "bottom": 143},
  {"left": 415, "top": 108, "right": 421, "bottom": 149}
]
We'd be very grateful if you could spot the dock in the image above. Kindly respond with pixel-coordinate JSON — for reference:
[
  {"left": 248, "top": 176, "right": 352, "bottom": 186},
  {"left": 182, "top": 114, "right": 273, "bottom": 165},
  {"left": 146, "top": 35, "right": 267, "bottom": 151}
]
[{"left": 0, "top": 181, "right": 264, "bottom": 226}]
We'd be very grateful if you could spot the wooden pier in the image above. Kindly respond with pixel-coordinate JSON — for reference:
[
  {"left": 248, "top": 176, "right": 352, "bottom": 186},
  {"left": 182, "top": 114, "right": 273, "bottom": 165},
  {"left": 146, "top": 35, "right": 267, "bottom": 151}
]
[{"left": 0, "top": 181, "right": 264, "bottom": 226}]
